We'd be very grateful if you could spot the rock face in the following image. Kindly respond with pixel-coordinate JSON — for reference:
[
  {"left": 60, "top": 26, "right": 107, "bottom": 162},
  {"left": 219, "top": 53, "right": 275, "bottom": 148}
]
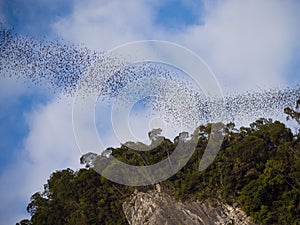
[{"left": 122, "top": 187, "right": 255, "bottom": 225}]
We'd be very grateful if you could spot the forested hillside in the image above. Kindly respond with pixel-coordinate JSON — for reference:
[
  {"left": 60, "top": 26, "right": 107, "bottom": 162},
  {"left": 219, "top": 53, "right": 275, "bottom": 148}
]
[{"left": 18, "top": 102, "right": 300, "bottom": 225}]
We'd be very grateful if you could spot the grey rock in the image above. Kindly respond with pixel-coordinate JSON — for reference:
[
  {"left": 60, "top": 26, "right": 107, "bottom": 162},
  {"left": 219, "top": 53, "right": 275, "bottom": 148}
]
[{"left": 123, "top": 189, "right": 255, "bottom": 225}]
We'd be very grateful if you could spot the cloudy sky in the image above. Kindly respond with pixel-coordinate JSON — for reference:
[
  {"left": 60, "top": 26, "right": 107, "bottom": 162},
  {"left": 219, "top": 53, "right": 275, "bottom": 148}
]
[{"left": 1, "top": 0, "right": 300, "bottom": 224}]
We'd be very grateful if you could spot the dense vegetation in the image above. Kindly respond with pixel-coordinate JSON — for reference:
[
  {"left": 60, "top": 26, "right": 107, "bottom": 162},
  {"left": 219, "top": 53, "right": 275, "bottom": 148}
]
[{"left": 18, "top": 101, "right": 300, "bottom": 225}]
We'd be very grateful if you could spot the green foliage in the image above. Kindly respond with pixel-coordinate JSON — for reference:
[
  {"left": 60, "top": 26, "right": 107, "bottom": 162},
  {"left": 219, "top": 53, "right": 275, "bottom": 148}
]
[
  {"left": 284, "top": 99, "right": 300, "bottom": 125},
  {"left": 16, "top": 220, "right": 32, "bottom": 225},
  {"left": 19, "top": 114, "right": 300, "bottom": 224},
  {"left": 22, "top": 168, "right": 132, "bottom": 225}
]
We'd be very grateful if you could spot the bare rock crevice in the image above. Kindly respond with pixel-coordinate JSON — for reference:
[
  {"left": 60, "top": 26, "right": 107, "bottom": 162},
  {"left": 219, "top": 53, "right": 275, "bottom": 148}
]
[{"left": 122, "top": 187, "right": 255, "bottom": 225}]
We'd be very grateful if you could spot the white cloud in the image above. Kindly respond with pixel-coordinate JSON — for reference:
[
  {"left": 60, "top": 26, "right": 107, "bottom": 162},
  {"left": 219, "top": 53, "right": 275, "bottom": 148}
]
[
  {"left": 53, "top": 0, "right": 300, "bottom": 92},
  {"left": 1, "top": 1, "right": 300, "bottom": 223},
  {"left": 0, "top": 95, "right": 81, "bottom": 224},
  {"left": 23, "top": 97, "right": 79, "bottom": 166},
  {"left": 53, "top": 0, "right": 160, "bottom": 51},
  {"left": 175, "top": 0, "right": 300, "bottom": 92}
]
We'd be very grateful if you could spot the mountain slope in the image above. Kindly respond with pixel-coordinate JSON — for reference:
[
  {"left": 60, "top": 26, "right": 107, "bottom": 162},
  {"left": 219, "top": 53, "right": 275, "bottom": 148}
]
[{"left": 123, "top": 185, "right": 254, "bottom": 225}]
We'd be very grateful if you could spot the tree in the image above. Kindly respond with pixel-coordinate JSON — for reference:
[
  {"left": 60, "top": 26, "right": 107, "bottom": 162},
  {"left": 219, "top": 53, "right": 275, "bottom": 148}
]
[
  {"left": 19, "top": 118, "right": 300, "bottom": 225},
  {"left": 284, "top": 99, "right": 300, "bottom": 125},
  {"left": 148, "top": 128, "right": 163, "bottom": 142}
]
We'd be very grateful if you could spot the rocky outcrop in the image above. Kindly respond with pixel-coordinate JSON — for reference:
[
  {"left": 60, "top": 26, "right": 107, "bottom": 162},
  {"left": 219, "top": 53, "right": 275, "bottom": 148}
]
[{"left": 123, "top": 186, "right": 255, "bottom": 225}]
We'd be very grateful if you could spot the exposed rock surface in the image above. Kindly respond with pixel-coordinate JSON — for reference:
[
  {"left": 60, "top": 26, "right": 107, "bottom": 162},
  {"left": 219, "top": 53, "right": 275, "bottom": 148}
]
[{"left": 123, "top": 187, "right": 255, "bottom": 225}]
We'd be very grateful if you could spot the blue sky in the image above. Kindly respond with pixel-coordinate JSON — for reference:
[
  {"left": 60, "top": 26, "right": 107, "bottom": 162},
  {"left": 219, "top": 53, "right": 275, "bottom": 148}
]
[
  {"left": 1, "top": 0, "right": 300, "bottom": 224},
  {"left": 1, "top": 0, "right": 73, "bottom": 38},
  {"left": 155, "top": 0, "right": 204, "bottom": 29}
]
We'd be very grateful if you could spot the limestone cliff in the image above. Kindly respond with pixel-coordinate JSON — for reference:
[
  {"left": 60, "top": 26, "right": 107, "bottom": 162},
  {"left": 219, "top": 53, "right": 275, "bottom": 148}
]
[{"left": 123, "top": 186, "right": 255, "bottom": 225}]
